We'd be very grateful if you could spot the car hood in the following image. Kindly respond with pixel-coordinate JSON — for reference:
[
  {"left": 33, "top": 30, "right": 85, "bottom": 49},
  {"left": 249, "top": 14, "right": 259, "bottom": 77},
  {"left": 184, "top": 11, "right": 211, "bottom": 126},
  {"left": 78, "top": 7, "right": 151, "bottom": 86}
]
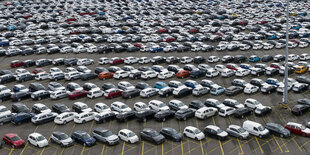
[
  {"left": 218, "top": 131, "right": 228, "bottom": 137},
  {"left": 107, "top": 135, "right": 119, "bottom": 141},
  {"left": 62, "top": 137, "right": 73, "bottom": 143},
  {"left": 153, "top": 134, "right": 165, "bottom": 141},
  {"left": 173, "top": 133, "right": 183, "bottom": 140},
  {"left": 14, "top": 139, "right": 25, "bottom": 145},
  {"left": 302, "top": 128, "right": 310, "bottom": 134}
]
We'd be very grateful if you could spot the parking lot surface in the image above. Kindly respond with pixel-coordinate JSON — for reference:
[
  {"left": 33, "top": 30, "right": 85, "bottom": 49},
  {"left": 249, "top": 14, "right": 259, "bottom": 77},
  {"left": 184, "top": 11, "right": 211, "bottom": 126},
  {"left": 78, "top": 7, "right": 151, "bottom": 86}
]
[{"left": 0, "top": 46, "right": 309, "bottom": 155}]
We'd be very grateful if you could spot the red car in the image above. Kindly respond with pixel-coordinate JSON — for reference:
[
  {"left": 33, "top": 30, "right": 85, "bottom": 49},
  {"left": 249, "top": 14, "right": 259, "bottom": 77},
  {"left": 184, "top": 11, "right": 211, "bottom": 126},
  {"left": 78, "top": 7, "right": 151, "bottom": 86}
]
[
  {"left": 32, "top": 68, "right": 46, "bottom": 74},
  {"left": 226, "top": 63, "right": 239, "bottom": 71},
  {"left": 285, "top": 122, "right": 310, "bottom": 136},
  {"left": 67, "top": 18, "right": 76, "bottom": 22},
  {"left": 164, "top": 37, "right": 176, "bottom": 42},
  {"left": 110, "top": 57, "right": 124, "bottom": 65},
  {"left": 104, "top": 88, "right": 122, "bottom": 99},
  {"left": 68, "top": 90, "right": 88, "bottom": 100},
  {"left": 133, "top": 43, "right": 142, "bottom": 48},
  {"left": 3, "top": 133, "right": 25, "bottom": 148},
  {"left": 157, "top": 29, "right": 169, "bottom": 33},
  {"left": 270, "top": 63, "right": 281, "bottom": 69},
  {"left": 10, "top": 60, "right": 24, "bottom": 68},
  {"left": 188, "top": 29, "right": 199, "bottom": 33},
  {"left": 289, "top": 39, "right": 300, "bottom": 44},
  {"left": 259, "top": 20, "right": 268, "bottom": 24}
]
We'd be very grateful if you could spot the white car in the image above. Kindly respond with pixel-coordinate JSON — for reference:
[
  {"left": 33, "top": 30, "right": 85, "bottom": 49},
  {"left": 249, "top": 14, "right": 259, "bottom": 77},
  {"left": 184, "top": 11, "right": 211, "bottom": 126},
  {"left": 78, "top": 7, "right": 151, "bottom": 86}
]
[
  {"left": 235, "top": 69, "right": 250, "bottom": 77},
  {"left": 141, "top": 70, "right": 158, "bottom": 79},
  {"left": 208, "top": 56, "right": 220, "bottom": 63},
  {"left": 300, "top": 53, "right": 310, "bottom": 60},
  {"left": 148, "top": 100, "right": 169, "bottom": 111},
  {"left": 140, "top": 88, "right": 158, "bottom": 98},
  {"left": 74, "top": 111, "right": 96, "bottom": 124},
  {"left": 158, "top": 71, "right": 175, "bottom": 79},
  {"left": 87, "top": 88, "right": 104, "bottom": 99},
  {"left": 183, "top": 126, "right": 205, "bottom": 140},
  {"left": 54, "top": 112, "right": 77, "bottom": 124},
  {"left": 125, "top": 57, "right": 139, "bottom": 64},
  {"left": 35, "top": 73, "right": 49, "bottom": 80},
  {"left": 118, "top": 81, "right": 135, "bottom": 90},
  {"left": 180, "top": 56, "right": 193, "bottom": 64},
  {"left": 28, "top": 133, "right": 48, "bottom": 148},
  {"left": 0, "top": 105, "right": 11, "bottom": 115},
  {"left": 77, "top": 58, "right": 94, "bottom": 66},
  {"left": 192, "top": 86, "right": 209, "bottom": 96},
  {"left": 113, "top": 70, "right": 129, "bottom": 79},
  {"left": 99, "top": 57, "right": 111, "bottom": 65},
  {"left": 111, "top": 102, "right": 132, "bottom": 113},
  {"left": 76, "top": 66, "right": 91, "bottom": 73},
  {"left": 139, "top": 57, "right": 151, "bottom": 64},
  {"left": 205, "top": 69, "right": 219, "bottom": 78},
  {"left": 195, "top": 107, "right": 218, "bottom": 119},
  {"left": 244, "top": 98, "right": 263, "bottom": 109},
  {"left": 214, "top": 64, "right": 227, "bottom": 72},
  {"left": 15, "top": 69, "right": 30, "bottom": 75},
  {"left": 244, "top": 84, "right": 259, "bottom": 94},
  {"left": 0, "top": 85, "right": 10, "bottom": 94},
  {"left": 118, "top": 129, "right": 139, "bottom": 143},
  {"left": 50, "top": 67, "right": 63, "bottom": 73},
  {"left": 94, "top": 103, "right": 111, "bottom": 113},
  {"left": 218, "top": 106, "right": 236, "bottom": 117},
  {"left": 133, "top": 102, "right": 150, "bottom": 111},
  {"left": 32, "top": 103, "right": 51, "bottom": 114}
]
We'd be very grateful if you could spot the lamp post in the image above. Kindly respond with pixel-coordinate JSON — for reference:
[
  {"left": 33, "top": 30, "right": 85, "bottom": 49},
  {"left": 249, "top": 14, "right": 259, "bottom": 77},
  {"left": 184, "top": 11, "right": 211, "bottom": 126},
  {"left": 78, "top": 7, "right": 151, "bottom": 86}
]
[{"left": 282, "top": 0, "right": 289, "bottom": 109}]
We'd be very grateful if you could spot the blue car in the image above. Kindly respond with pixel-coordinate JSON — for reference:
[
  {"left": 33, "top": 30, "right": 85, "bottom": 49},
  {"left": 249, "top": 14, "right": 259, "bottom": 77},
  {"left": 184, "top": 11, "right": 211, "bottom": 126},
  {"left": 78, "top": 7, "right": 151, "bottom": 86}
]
[
  {"left": 267, "top": 34, "right": 277, "bottom": 40},
  {"left": 265, "top": 78, "right": 280, "bottom": 86},
  {"left": 239, "top": 64, "right": 252, "bottom": 70},
  {"left": 11, "top": 112, "right": 34, "bottom": 125},
  {"left": 98, "top": 12, "right": 105, "bottom": 15},
  {"left": 154, "top": 82, "right": 168, "bottom": 90},
  {"left": 0, "top": 40, "right": 9, "bottom": 46},
  {"left": 7, "top": 25, "right": 16, "bottom": 31},
  {"left": 292, "top": 25, "right": 302, "bottom": 30},
  {"left": 184, "top": 80, "right": 200, "bottom": 88},
  {"left": 249, "top": 55, "right": 260, "bottom": 62},
  {"left": 190, "top": 70, "right": 206, "bottom": 78},
  {"left": 71, "top": 131, "right": 96, "bottom": 147}
]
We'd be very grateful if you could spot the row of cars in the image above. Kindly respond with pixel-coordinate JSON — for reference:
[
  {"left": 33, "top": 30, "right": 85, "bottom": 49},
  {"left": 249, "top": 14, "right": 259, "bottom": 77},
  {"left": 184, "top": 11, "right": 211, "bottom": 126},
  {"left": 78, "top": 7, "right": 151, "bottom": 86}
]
[{"left": 3, "top": 119, "right": 310, "bottom": 148}]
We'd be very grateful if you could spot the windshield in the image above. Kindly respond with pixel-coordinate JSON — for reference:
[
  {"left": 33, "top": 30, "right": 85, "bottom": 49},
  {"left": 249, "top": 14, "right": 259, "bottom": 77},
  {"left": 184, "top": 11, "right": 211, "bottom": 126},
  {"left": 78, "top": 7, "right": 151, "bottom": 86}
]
[
  {"left": 11, "top": 136, "right": 21, "bottom": 141},
  {"left": 37, "top": 136, "right": 45, "bottom": 141},
  {"left": 59, "top": 106, "right": 68, "bottom": 110},
  {"left": 41, "top": 106, "right": 48, "bottom": 110},
  {"left": 141, "top": 104, "right": 147, "bottom": 108},
  {"left": 81, "top": 134, "right": 91, "bottom": 139},
  {"left": 258, "top": 126, "right": 265, "bottom": 131},
  {"left": 194, "top": 129, "right": 201, "bottom": 134},
  {"left": 0, "top": 107, "right": 8, "bottom": 112},
  {"left": 238, "top": 128, "right": 246, "bottom": 133},
  {"left": 177, "top": 102, "right": 185, "bottom": 107},
  {"left": 19, "top": 106, "right": 28, "bottom": 112},
  {"left": 170, "top": 129, "right": 178, "bottom": 134},
  {"left": 59, "top": 134, "right": 69, "bottom": 140},
  {"left": 217, "top": 129, "right": 223, "bottom": 133},
  {"left": 54, "top": 84, "right": 61, "bottom": 88},
  {"left": 150, "top": 131, "right": 160, "bottom": 137},
  {"left": 158, "top": 103, "right": 166, "bottom": 107},
  {"left": 102, "top": 131, "right": 113, "bottom": 137},
  {"left": 121, "top": 105, "right": 128, "bottom": 109},
  {"left": 215, "top": 101, "right": 221, "bottom": 105},
  {"left": 81, "top": 105, "right": 88, "bottom": 110},
  {"left": 128, "top": 132, "right": 135, "bottom": 137},
  {"left": 301, "top": 126, "right": 306, "bottom": 130}
]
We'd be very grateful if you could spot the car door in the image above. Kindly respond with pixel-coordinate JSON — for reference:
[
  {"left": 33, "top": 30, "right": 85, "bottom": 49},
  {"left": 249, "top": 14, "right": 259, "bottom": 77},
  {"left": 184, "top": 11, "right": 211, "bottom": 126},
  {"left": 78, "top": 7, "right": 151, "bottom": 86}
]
[{"left": 29, "top": 136, "right": 36, "bottom": 145}]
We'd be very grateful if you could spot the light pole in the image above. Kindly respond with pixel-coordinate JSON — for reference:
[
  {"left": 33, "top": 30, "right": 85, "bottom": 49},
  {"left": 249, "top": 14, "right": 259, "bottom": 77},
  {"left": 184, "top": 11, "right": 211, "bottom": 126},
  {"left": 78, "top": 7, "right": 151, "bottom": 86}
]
[{"left": 282, "top": 0, "right": 289, "bottom": 109}]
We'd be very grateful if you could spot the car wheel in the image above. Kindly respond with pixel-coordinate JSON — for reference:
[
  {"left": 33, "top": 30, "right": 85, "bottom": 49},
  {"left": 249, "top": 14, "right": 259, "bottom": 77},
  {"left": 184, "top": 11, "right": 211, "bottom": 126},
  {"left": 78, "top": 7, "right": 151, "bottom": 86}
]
[
  {"left": 183, "top": 117, "right": 187, "bottom": 121},
  {"left": 82, "top": 120, "right": 86, "bottom": 124},
  {"left": 241, "top": 115, "right": 244, "bottom": 118},
  {"left": 165, "top": 94, "right": 168, "bottom": 97},
  {"left": 143, "top": 118, "right": 146, "bottom": 122},
  {"left": 38, "top": 97, "right": 41, "bottom": 100},
  {"left": 129, "top": 96, "right": 132, "bottom": 99},
  {"left": 162, "top": 118, "right": 166, "bottom": 122},
  {"left": 0, "top": 99, "right": 2, "bottom": 103},
  {"left": 280, "top": 134, "right": 284, "bottom": 138},
  {"left": 18, "top": 98, "right": 21, "bottom": 101},
  {"left": 195, "top": 137, "right": 198, "bottom": 141},
  {"left": 259, "top": 135, "right": 262, "bottom": 138},
  {"left": 268, "top": 91, "right": 271, "bottom": 94},
  {"left": 181, "top": 76, "right": 184, "bottom": 79},
  {"left": 55, "top": 79, "right": 58, "bottom": 81},
  {"left": 63, "top": 121, "right": 67, "bottom": 125}
]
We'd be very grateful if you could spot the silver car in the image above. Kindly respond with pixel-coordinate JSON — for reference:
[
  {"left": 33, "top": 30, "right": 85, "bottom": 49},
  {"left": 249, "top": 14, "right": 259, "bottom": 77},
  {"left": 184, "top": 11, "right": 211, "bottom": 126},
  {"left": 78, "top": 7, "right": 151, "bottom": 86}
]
[
  {"left": 92, "top": 128, "right": 119, "bottom": 145},
  {"left": 226, "top": 125, "right": 249, "bottom": 139}
]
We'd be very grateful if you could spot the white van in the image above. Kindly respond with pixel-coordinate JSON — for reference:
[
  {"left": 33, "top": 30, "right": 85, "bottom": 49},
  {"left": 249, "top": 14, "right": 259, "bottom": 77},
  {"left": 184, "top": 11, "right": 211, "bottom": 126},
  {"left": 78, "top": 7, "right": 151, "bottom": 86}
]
[
  {"left": 221, "top": 69, "right": 235, "bottom": 77},
  {"left": 242, "top": 120, "right": 269, "bottom": 138},
  {"left": 87, "top": 88, "right": 103, "bottom": 99},
  {"left": 218, "top": 106, "right": 235, "bottom": 117},
  {"left": 35, "top": 73, "right": 49, "bottom": 80}
]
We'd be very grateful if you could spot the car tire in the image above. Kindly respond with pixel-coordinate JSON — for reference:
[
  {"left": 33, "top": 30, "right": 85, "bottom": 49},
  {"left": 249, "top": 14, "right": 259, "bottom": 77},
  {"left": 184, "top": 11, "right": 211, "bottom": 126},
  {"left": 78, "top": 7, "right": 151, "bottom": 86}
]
[
  {"left": 63, "top": 121, "right": 67, "bottom": 125},
  {"left": 183, "top": 117, "right": 187, "bottom": 121},
  {"left": 162, "top": 118, "right": 166, "bottom": 122},
  {"left": 82, "top": 120, "right": 86, "bottom": 124},
  {"left": 241, "top": 115, "right": 244, "bottom": 119},
  {"left": 38, "top": 97, "right": 41, "bottom": 100},
  {"left": 143, "top": 118, "right": 146, "bottom": 122},
  {"left": 280, "top": 134, "right": 284, "bottom": 138}
]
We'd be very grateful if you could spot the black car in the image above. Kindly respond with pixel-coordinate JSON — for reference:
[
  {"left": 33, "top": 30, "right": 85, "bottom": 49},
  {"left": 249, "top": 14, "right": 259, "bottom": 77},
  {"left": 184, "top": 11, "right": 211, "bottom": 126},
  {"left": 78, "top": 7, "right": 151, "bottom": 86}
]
[
  {"left": 71, "top": 131, "right": 96, "bottom": 147},
  {"left": 12, "top": 103, "right": 31, "bottom": 113},
  {"left": 94, "top": 112, "right": 116, "bottom": 123},
  {"left": 265, "top": 123, "right": 290, "bottom": 138},
  {"left": 80, "top": 73, "right": 97, "bottom": 81},
  {"left": 234, "top": 55, "right": 247, "bottom": 63},
  {"left": 53, "top": 58, "right": 65, "bottom": 66},
  {"left": 203, "top": 125, "right": 228, "bottom": 140},
  {"left": 94, "top": 67, "right": 107, "bottom": 74},
  {"left": 129, "top": 70, "right": 142, "bottom": 79},
  {"left": 189, "top": 100, "right": 205, "bottom": 109},
  {"left": 174, "top": 109, "right": 195, "bottom": 121},
  {"left": 122, "top": 89, "right": 140, "bottom": 99},
  {"left": 52, "top": 103, "right": 70, "bottom": 114},
  {"left": 222, "top": 55, "right": 234, "bottom": 63},
  {"left": 234, "top": 107, "right": 252, "bottom": 118},
  {"left": 0, "top": 92, "right": 11, "bottom": 102},
  {"left": 254, "top": 106, "right": 272, "bottom": 116},
  {"left": 291, "top": 104, "right": 310, "bottom": 116},
  {"left": 31, "top": 90, "right": 50, "bottom": 100},
  {"left": 296, "top": 76, "right": 310, "bottom": 85},
  {"left": 159, "top": 87, "right": 174, "bottom": 97},
  {"left": 0, "top": 74, "right": 17, "bottom": 84},
  {"left": 116, "top": 111, "right": 136, "bottom": 122},
  {"left": 11, "top": 112, "right": 34, "bottom": 125},
  {"left": 261, "top": 55, "right": 273, "bottom": 62},
  {"left": 11, "top": 92, "right": 31, "bottom": 102},
  {"left": 135, "top": 82, "right": 151, "bottom": 90},
  {"left": 292, "top": 83, "right": 309, "bottom": 93},
  {"left": 160, "top": 127, "right": 183, "bottom": 142},
  {"left": 297, "top": 98, "right": 310, "bottom": 105},
  {"left": 32, "top": 112, "right": 57, "bottom": 125},
  {"left": 193, "top": 56, "right": 205, "bottom": 64},
  {"left": 83, "top": 83, "right": 98, "bottom": 91},
  {"left": 135, "top": 110, "right": 156, "bottom": 122},
  {"left": 154, "top": 110, "right": 175, "bottom": 122},
  {"left": 140, "top": 128, "right": 165, "bottom": 145},
  {"left": 190, "top": 70, "right": 206, "bottom": 78},
  {"left": 64, "top": 58, "right": 78, "bottom": 66},
  {"left": 250, "top": 78, "right": 265, "bottom": 87},
  {"left": 16, "top": 73, "right": 34, "bottom": 82},
  {"left": 174, "top": 87, "right": 192, "bottom": 98},
  {"left": 23, "top": 60, "right": 36, "bottom": 68},
  {"left": 51, "top": 131, "right": 74, "bottom": 147},
  {"left": 225, "top": 86, "right": 243, "bottom": 96},
  {"left": 29, "top": 82, "right": 46, "bottom": 92},
  {"left": 36, "top": 59, "right": 52, "bottom": 67},
  {"left": 0, "top": 70, "right": 13, "bottom": 76},
  {"left": 102, "top": 83, "right": 116, "bottom": 91},
  {"left": 151, "top": 57, "right": 165, "bottom": 65}
]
